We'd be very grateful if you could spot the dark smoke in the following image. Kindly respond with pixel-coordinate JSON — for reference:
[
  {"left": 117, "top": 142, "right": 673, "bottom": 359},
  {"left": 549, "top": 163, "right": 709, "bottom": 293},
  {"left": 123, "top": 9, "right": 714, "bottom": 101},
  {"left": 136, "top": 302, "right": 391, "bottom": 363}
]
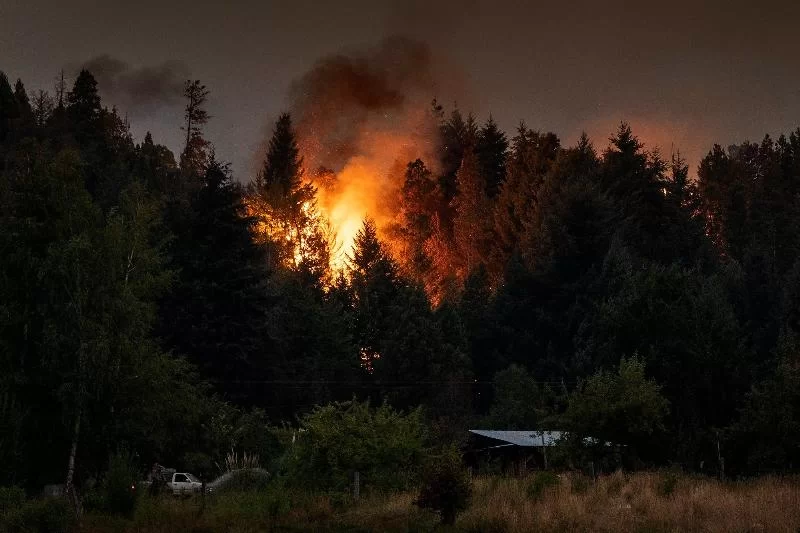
[
  {"left": 288, "top": 35, "right": 439, "bottom": 173},
  {"left": 80, "top": 55, "right": 189, "bottom": 115}
]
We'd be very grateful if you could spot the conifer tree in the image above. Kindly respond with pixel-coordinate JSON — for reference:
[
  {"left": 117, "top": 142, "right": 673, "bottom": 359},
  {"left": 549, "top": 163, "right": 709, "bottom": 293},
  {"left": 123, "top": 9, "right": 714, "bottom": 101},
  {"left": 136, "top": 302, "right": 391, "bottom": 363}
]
[
  {"left": 452, "top": 147, "right": 493, "bottom": 279},
  {"left": 66, "top": 69, "right": 101, "bottom": 144},
  {"left": 0, "top": 72, "right": 18, "bottom": 143},
  {"left": 248, "top": 113, "right": 330, "bottom": 278},
  {"left": 476, "top": 115, "right": 508, "bottom": 198},
  {"left": 159, "top": 158, "right": 268, "bottom": 402},
  {"left": 179, "top": 80, "right": 210, "bottom": 177}
]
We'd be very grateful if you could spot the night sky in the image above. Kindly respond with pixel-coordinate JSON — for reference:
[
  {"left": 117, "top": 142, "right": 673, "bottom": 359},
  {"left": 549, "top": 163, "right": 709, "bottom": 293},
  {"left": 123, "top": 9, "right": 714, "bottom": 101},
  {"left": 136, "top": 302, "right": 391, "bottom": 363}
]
[{"left": 3, "top": 0, "right": 799, "bottom": 178}]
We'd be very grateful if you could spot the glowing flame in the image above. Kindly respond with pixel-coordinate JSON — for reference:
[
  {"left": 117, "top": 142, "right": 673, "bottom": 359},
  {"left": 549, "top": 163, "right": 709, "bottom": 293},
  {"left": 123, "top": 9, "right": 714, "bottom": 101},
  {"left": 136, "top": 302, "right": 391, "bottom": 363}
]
[{"left": 314, "top": 156, "right": 389, "bottom": 272}]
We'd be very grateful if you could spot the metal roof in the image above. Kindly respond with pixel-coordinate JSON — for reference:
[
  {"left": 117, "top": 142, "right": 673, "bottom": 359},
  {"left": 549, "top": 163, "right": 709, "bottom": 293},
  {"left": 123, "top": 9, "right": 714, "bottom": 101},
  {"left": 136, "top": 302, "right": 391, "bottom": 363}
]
[{"left": 468, "top": 430, "right": 564, "bottom": 447}]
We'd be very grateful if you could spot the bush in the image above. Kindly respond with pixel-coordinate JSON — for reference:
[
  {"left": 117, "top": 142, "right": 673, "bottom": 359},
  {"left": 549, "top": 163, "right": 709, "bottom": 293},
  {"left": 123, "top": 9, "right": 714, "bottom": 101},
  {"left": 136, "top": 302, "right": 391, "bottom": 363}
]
[
  {"left": 0, "top": 487, "right": 25, "bottom": 517},
  {"left": 526, "top": 471, "right": 560, "bottom": 500},
  {"left": 415, "top": 447, "right": 472, "bottom": 526},
  {"left": 570, "top": 474, "right": 591, "bottom": 494},
  {"left": 285, "top": 400, "right": 426, "bottom": 493},
  {"left": 1, "top": 498, "right": 74, "bottom": 533},
  {"left": 104, "top": 450, "right": 139, "bottom": 517},
  {"left": 657, "top": 471, "right": 679, "bottom": 497}
]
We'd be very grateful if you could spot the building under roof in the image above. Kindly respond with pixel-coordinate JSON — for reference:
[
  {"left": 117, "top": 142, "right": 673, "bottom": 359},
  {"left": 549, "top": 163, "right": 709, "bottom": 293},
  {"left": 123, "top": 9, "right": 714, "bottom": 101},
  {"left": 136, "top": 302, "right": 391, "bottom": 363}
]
[
  {"left": 466, "top": 430, "right": 566, "bottom": 474},
  {"left": 468, "top": 430, "right": 564, "bottom": 448}
]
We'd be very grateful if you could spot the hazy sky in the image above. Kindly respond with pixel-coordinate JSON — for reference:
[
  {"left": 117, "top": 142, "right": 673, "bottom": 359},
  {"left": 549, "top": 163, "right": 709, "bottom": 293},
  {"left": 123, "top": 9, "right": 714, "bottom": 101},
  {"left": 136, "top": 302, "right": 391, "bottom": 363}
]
[{"left": 2, "top": 0, "right": 799, "bottom": 177}]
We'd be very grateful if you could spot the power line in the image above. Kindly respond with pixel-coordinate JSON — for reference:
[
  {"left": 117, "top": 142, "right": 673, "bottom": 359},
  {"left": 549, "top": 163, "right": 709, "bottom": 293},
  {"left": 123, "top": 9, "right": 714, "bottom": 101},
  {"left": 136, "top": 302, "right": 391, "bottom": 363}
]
[{"left": 208, "top": 379, "right": 580, "bottom": 386}]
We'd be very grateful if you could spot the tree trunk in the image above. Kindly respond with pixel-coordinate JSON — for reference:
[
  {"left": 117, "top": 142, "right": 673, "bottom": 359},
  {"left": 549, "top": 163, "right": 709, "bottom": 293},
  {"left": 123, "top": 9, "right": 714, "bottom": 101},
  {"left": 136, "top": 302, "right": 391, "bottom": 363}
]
[{"left": 65, "top": 406, "right": 82, "bottom": 518}]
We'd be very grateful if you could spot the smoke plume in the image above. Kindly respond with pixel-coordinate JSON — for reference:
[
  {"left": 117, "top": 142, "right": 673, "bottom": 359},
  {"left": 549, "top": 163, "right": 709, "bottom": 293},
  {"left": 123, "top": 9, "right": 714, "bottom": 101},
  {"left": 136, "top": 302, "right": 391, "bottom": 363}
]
[
  {"left": 288, "top": 35, "right": 441, "bottom": 174},
  {"left": 80, "top": 55, "right": 189, "bottom": 116},
  {"left": 277, "top": 35, "right": 455, "bottom": 262}
]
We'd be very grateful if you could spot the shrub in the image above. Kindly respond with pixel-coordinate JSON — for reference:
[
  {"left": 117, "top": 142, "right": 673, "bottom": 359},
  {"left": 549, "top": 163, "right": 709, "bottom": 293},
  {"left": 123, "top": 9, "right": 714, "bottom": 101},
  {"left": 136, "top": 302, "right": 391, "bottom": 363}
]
[
  {"left": 1, "top": 498, "right": 74, "bottom": 533},
  {"left": 570, "top": 474, "right": 591, "bottom": 494},
  {"left": 415, "top": 447, "right": 472, "bottom": 526},
  {"left": 285, "top": 400, "right": 426, "bottom": 493},
  {"left": 0, "top": 487, "right": 25, "bottom": 516},
  {"left": 104, "top": 450, "right": 139, "bottom": 517},
  {"left": 526, "top": 471, "right": 560, "bottom": 500},
  {"left": 657, "top": 471, "right": 679, "bottom": 497},
  {"left": 605, "top": 470, "right": 628, "bottom": 496}
]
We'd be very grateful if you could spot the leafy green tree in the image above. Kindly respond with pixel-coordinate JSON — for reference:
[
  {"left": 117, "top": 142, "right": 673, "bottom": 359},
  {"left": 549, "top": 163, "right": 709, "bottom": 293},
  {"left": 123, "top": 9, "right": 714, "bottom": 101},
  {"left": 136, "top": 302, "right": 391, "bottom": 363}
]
[
  {"left": 285, "top": 400, "right": 426, "bottom": 492},
  {"left": 563, "top": 357, "right": 669, "bottom": 464},
  {"left": 416, "top": 446, "right": 472, "bottom": 526},
  {"left": 733, "top": 333, "right": 800, "bottom": 473},
  {"left": 485, "top": 365, "right": 555, "bottom": 430},
  {"left": 578, "top": 249, "right": 748, "bottom": 465}
]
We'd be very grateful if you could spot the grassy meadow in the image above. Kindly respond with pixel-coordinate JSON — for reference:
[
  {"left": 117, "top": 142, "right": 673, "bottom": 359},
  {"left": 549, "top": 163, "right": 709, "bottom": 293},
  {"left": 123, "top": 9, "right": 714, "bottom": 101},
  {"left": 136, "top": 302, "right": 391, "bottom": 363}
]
[{"left": 73, "top": 472, "right": 800, "bottom": 533}]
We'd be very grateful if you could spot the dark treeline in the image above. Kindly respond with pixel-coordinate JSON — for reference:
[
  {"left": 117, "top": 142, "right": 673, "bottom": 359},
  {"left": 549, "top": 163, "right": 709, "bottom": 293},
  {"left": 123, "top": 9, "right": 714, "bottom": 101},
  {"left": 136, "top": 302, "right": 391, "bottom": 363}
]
[{"left": 1, "top": 68, "right": 799, "bottom": 494}]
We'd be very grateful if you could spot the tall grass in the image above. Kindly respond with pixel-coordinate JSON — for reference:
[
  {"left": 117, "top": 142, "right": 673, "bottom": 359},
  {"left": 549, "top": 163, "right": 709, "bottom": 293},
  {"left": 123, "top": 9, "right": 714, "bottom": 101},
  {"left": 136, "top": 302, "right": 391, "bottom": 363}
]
[
  {"left": 78, "top": 472, "right": 800, "bottom": 532},
  {"left": 460, "top": 471, "right": 800, "bottom": 532}
]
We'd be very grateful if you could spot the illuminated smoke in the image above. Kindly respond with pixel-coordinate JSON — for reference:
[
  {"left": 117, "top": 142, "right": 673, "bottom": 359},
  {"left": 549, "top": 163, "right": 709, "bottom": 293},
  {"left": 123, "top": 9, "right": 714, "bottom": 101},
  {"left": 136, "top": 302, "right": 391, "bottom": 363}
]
[{"left": 286, "top": 35, "right": 445, "bottom": 266}]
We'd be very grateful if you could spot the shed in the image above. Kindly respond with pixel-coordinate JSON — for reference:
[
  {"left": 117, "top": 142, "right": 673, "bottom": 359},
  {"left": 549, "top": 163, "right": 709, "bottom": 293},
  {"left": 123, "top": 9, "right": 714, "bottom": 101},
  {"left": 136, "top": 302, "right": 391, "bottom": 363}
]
[{"left": 466, "top": 430, "right": 564, "bottom": 475}]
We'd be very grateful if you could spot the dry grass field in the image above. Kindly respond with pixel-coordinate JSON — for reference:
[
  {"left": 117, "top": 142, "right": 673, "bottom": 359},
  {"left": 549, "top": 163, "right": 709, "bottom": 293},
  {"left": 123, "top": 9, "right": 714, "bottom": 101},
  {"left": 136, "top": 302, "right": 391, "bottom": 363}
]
[{"left": 75, "top": 471, "right": 800, "bottom": 532}]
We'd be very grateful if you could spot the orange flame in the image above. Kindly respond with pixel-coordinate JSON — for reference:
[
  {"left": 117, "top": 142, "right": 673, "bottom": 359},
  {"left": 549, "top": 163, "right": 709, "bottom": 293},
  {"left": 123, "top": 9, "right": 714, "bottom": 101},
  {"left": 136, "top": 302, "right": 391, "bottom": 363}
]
[{"left": 314, "top": 156, "right": 389, "bottom": 271}]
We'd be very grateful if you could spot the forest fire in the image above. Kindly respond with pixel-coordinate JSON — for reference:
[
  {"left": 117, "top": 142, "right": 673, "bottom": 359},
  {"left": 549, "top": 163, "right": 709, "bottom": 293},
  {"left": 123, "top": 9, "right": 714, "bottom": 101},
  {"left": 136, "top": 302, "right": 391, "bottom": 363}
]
[
  {"left": 311, "top": 151, "right": 408, "bottom": 271},
  {"left": 313, "top": 160, "right": 380, "bottom": 270},
  {"left": 283, "top": 36, "right": 442, "bottom": 273}
]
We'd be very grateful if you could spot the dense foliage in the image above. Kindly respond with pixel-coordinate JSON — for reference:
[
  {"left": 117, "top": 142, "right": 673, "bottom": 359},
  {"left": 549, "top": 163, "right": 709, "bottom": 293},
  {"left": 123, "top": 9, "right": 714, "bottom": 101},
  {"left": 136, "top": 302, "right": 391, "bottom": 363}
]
[{"left": 2, "top": 65, "right": 800, "bottom": 505}]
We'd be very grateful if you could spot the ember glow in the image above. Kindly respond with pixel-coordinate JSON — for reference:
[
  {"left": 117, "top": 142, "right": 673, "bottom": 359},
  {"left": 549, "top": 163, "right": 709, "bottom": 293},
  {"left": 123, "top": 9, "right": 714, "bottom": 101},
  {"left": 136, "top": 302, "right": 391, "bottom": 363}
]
[
  {"left": 313, "top": 155, "right": 399, "bottom": 270},
  {"left": 284, "top": 36, "right": 442, "bottom": 273}
]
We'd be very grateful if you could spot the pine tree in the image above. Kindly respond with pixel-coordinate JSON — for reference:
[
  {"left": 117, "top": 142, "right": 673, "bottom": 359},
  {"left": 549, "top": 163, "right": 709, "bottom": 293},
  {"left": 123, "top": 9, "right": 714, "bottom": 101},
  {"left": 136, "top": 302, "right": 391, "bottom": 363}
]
[
  {"left": 260, "top": 113, "right": 302, "bottom": 198},
  {"left": 0, "top": 71, "right": 18, "bottom": 143},
  {"left": 248, "top": 113, "right": 330, "bottom": 278},
  {"left": 452, "top": 147, "right": 493, "bottom": 279},
  {"left": 493, "top": 125, "right": 561, "bottom": 275},
  {"left": 476, "top": 115, "right": 508, "bottom": 198},
  {"left": 348, "top": 218, "right": 399, "bottom": 373},
  {"left": 66, "top": 69, "right": 101, "bottom": 144},
  {"left": 179, "top": 80, "right": 210, "bottom": 177},
  {"left": 159, "top": 158, "right": 268, "bottom": 403}
]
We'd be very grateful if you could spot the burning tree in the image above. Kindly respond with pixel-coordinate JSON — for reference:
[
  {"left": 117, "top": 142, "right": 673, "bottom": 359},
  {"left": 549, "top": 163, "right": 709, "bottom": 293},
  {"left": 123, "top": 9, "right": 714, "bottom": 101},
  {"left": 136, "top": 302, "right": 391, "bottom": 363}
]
[{"left": 247, "top": 113, "right": 332, "bottom": 282}]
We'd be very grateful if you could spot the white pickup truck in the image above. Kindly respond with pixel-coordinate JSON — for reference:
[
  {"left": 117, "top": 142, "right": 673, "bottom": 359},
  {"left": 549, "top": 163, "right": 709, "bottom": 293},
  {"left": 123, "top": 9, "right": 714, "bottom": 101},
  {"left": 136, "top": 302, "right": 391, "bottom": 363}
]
[{"left": 166, "top": 472, "right": 204, "bottom": 496}]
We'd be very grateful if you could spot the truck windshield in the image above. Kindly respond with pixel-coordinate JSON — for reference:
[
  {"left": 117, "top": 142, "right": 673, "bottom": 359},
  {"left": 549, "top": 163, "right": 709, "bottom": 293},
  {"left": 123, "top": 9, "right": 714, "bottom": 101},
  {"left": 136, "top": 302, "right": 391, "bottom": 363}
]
[{"left": 186, "top": 473, "right": 200, "bottom": 483}]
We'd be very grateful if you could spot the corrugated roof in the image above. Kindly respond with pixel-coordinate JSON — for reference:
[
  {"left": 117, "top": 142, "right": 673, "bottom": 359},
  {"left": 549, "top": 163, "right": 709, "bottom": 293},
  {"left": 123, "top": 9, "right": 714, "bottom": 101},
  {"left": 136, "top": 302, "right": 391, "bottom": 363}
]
[{"left": 468, "top": 430, "right": 564, "bottom": 447}]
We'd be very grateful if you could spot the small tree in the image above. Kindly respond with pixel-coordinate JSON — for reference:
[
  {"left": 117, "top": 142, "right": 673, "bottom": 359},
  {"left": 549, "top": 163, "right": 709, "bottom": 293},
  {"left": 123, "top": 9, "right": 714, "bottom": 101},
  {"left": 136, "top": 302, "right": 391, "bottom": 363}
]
[
  {"left": 563, "top": 357, "right": 669, "bottom": 466},
  {"left": 416, "top": 447, "right": 472, "bottom": 526},
  {"left": 104, "top": 450, "right": 138, "bottom": 517},
  {"left": 285, "top": 400, "right": 426, "bottom": 492},
  {"left": 485, "top": 364, "right": 556, "bottom": 429}
]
